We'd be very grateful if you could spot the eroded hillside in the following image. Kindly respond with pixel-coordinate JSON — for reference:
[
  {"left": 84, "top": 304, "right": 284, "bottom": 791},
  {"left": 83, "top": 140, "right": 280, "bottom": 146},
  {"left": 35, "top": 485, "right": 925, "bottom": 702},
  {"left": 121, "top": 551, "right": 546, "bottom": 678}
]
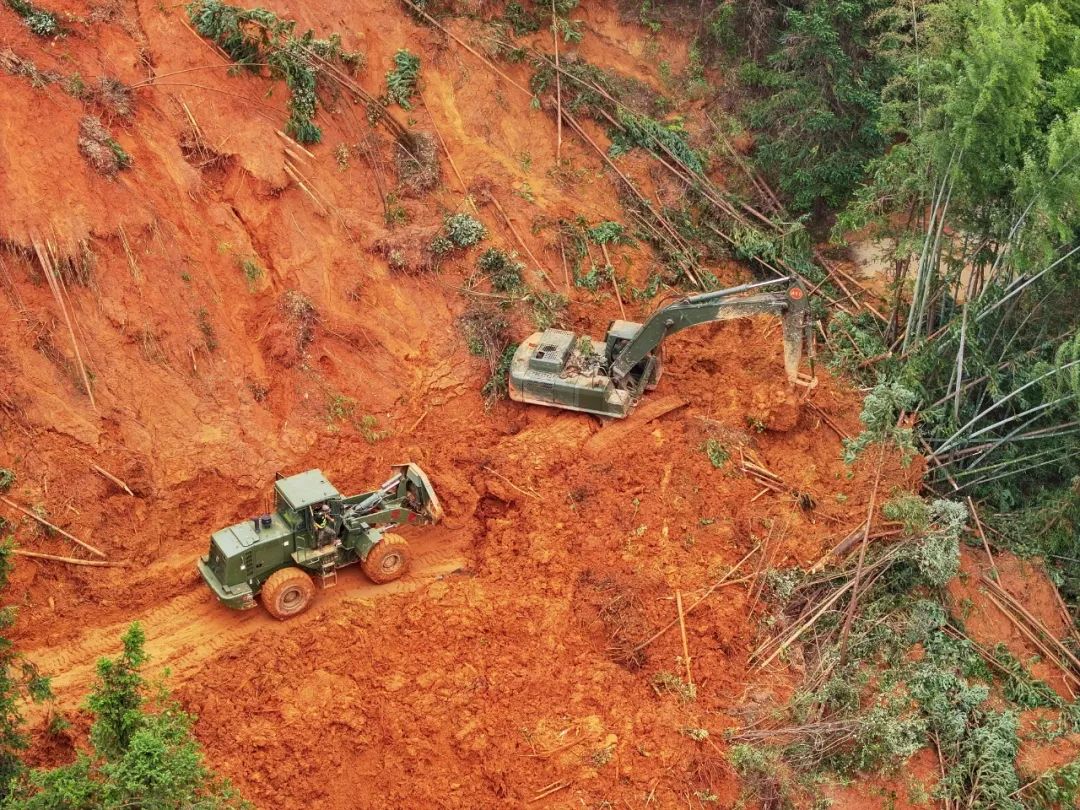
[{"left": 2, "top": 0, "right": 1074, "bottom": 807}]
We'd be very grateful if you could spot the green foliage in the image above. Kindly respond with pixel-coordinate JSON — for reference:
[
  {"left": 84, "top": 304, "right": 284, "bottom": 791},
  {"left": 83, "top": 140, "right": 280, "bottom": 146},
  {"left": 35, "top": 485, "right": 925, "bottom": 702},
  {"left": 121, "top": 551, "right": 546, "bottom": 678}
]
[
  {"left": 0, "top": 541, "right": 51, "bottom": 803},
  {"left": 728, "top": 744, "right": 794, "bottom": 807},
  {"left": 1028, "top": 758, "right": 1080, "bottom": 808},
  {"left": 443, "top": 213, "right": 486, "bottom": 248},
  {"left": 5, "top": 0, "right": 59, "bottom": 36},
  {"left": 651, "top": 671, "right": 696, "bottom": 702},
  {"left": 358, "top": 414, "right": 389, "bottom": 444},
  {"left": 609, "top": 110, "right": 704, "bottom": 174},
  {"left": 702, "top": 438, "right": 729, "bottom": 468},
  {"left": 882, "top": 492, "right": 933, "bottom": 534},
  {"left": 504, "top": 1, "right": 539, "bottom": 36},
  {"left": 460, "top": 306, "right": 515, "bottom": 405},
  {"left": 586, "top": 221, "right": 632, "bottom": 246},
  {"left": 87, "top": 624, "right": 148, "bottom": 761},
  {"left": 991, "top": 646, "right": 1062, "bottom": 709},
  {"left": 901, "top": 499, "right": 966, "bottom": 587},
  {"left": 724, "top": 0, "right": 898, "bottom": 213},
  {"left": 909, "top": 664, "right": 1023, "bottom": 808},
  {"left": 825, "top": 311, "right": 890, "bottom": 379},
  {"left": 238, "top": 257, "right": 262, "bottom": 288},
  {"left": 0, "top": 472, "right": 12, "bottom": 495},
  {"left": 573, "top": 266, "right": 603, "bottom": 292},
  {"left": 481, "top": 343, "right": 518, "bottom": 404},
  {"left": 829, "top": 0, "right": 1080, "bottom": 563},
  {"left": 476, "top": 248, "right": 524, "bottom": 293},
  {"left": 530, "top": 291, "right": 567, "bottom": 331},
  {"left": 384, "top": 49, "right": 420, "bottom": 110},
  {"left": 186, "top": 0, "right": 362, "bottom": 143},
  {"left": 7, "top": 623, "right": 248, "bottom": 809},
  {"left": 107, "top": 140, "right": 131, "bottom": 170},
  {"left": 842, "top": 380, "right": 917, "bottom": 463}
]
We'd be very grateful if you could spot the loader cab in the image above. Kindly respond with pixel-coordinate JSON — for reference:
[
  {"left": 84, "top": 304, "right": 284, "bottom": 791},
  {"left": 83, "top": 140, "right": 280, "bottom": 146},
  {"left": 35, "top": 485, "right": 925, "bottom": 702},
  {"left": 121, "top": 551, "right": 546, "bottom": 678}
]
[{"left": 273, "top": 470, "right": 343, "bottom": 538}]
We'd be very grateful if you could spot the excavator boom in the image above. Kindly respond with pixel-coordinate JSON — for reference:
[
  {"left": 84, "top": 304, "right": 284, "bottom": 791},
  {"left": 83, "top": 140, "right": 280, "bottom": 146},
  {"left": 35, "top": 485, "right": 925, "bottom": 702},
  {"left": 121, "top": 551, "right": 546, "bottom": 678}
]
[{"left": 508, "top": 277, "right": 811, "bottom": 419}]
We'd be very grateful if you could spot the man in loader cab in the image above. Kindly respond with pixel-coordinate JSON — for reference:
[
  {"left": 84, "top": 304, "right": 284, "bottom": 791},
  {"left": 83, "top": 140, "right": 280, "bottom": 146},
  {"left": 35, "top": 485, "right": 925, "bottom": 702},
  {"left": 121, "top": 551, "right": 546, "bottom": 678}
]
[{"left": 312, "top": 503, "right": 338, "bottom": 548}]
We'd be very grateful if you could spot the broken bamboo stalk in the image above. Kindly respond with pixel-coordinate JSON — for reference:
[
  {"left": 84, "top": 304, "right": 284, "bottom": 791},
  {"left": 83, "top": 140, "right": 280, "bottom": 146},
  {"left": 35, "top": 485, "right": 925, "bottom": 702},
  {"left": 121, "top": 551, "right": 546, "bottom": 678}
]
[
  {"left": 557, "top": 234, "right": 571, "bottom": 294},
  {"left": 966, "top": 496, "right": 999, "bottom": 579},
  {"left": 283, "top": 161, "right": 329, "bottom": 214},
  {"left": 11, "top": 549, "right": 124, "bottom": 567},
  {"left": 751, "top": 575, "right": 860, "bottom": 670},
  {"left": 90, "top": 464, "right": 134, "bottom": 496},
  {"left": 529, "top": 780, "right": 571, "bottom": 802},
  {"left": 117, "top": 225, "right": 142, "bottom": 283},
  {"left": 483, "top": 192, "right": 557, "bottom": 291},
  {"left": 838, "top": 445, "right": 886, "bottom": 664},
  {"left": 482, "top": 466, "right": 541, "bottom": 501},
  {"left": 34, "top": 242, "right": 96, "bottom": 412},
  {"left": 811, "top": 526, "right": 903, "bottom": 572},
  {"left": 1049, "top": 584, "right": 1080, "bottom": 650},
  {"left": 0, "top": 495, "right": 106, "bottom": 558},
  {"left": 983, "top": 577, "right": 1080, "bottom": 675},
  {"left": 275, "top": 129, "right": 314, "bottom": 159},
  {"left": 980, "top": 586, "right": 1080, "bottom": 688},
  {"left": 676, "top": 589, "right": 692, "bottom": 686},
  {"left": 806, "top": 402, "right": 850, "bottom": 440},
  {"left": 634, "top": 544, "right": 761, "bottom": 651},
  {"left": 551, "top": 0, "right": 562, "bottom": 162},
  {"left": 599, "top": 242, "right": 625, "bottom": 319}
]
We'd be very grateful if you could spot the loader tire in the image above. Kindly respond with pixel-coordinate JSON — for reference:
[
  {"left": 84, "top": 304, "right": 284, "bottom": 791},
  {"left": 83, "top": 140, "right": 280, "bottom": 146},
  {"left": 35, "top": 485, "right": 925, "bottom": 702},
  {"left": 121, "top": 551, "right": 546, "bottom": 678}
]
[
  {"left": 362, "top": 533, "right": 410, "bottom": 584},
  {"left": 261, "top": 567, "right": 315, "bottom": 620}
]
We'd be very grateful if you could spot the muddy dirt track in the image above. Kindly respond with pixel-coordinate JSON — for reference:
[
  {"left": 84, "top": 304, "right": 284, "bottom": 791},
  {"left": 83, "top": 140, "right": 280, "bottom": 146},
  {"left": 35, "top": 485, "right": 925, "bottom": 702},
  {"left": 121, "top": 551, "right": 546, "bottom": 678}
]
[{"left": 0, "top": 0, "right": 1034, "bottom": 807}]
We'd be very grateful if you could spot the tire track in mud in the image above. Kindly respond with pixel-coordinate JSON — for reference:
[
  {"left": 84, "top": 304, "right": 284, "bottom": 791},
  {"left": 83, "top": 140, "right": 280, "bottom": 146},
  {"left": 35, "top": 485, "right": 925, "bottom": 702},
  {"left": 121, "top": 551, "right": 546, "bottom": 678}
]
[{"left": 25, "top": 528, "right": 469, "bottom": 707}]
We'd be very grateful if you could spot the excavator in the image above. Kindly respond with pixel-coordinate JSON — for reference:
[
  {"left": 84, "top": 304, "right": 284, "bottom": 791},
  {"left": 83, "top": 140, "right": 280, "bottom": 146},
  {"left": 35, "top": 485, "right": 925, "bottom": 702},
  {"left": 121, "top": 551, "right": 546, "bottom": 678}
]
[{"left": 508, "top": 276, "right": 811, "bottom": 418}]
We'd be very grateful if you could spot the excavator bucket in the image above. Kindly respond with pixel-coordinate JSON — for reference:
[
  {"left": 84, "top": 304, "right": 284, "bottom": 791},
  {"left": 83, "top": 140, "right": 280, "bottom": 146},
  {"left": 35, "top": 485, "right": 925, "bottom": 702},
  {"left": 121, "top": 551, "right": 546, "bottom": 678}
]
[{"left": 391, "top": 463, "right": 445, "bottom": 523}]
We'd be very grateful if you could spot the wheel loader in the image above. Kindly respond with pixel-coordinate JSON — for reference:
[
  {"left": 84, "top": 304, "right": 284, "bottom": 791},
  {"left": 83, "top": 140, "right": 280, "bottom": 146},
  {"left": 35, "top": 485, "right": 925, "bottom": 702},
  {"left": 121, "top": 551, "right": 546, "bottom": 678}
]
[
  {"left": 508, "top": 277, "right": 811, "bottom": 418},
  {"left": 197, "top": 464, "right": 443, "bottom": 620}
]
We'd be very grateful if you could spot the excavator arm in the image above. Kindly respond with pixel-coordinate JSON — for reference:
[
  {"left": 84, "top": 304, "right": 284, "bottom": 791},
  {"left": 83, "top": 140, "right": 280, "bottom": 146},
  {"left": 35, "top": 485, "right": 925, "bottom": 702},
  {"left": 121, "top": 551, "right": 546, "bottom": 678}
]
[{"left": 609, "top": 277, "right": 810, "bottom": 382}]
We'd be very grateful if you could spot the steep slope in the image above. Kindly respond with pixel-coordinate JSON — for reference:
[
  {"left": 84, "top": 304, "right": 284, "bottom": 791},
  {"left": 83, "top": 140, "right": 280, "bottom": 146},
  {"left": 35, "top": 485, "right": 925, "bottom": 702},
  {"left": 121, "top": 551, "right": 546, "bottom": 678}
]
[{"left": 1, "top": 1, "right": 932, "bottom": 806}]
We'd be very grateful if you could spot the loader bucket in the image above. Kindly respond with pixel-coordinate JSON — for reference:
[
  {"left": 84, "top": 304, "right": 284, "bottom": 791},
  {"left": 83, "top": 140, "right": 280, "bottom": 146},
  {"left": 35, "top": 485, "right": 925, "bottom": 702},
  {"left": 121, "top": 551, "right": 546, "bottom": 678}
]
[{"left": 392, "top": 463, "right": 445, "bottom": 523}]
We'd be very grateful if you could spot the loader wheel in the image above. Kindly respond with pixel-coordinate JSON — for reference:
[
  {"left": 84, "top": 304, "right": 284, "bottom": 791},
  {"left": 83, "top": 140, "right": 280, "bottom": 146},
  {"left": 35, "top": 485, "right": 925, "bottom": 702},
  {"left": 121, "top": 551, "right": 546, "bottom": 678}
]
[
  {"left": 261, "top": 567, "right": 315, "bottom": 620},
  {"left": 362, "top": 533, "right": 410, "bottom": 584}
]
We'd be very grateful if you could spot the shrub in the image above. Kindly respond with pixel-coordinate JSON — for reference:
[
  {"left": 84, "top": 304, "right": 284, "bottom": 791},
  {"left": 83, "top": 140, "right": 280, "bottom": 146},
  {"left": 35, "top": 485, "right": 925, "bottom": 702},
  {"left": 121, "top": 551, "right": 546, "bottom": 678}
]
[
  {"left": 587, "top": 221, "right": 632, "bottom": 245},
  {"left": 842, "top": 380, "right": 917, "bottom": 463},
  {"left": 0, "top": 541, "right": 51, "bottom": 803},
  {"left": 443, "top": 213, "right": 486, "bottom": 248},
  {"left": 609, "top": 111, "right": 704, "bottom": 174},
  {"left": 187, "top": 0, "right": 362, "bottom": 144},
  {"left": 5, "top": 624, "right": 248, "bottom": 808},
  {"left": 476, "top": 248, "right": 524, "bottom": 293},
  {"left": 5, "top": 0, "right": 59, "bottom": 36},
  {"left": 504, "top": 1, "right": 539, "bottom": 36},
  {"left": 459, "top": 306, "right": 514, "bottom": 405},
  {"left": 702, "top": 438, "right": 729, "bottom": 468},
  {"left": 384, "top": 49, "right": 420, "bottom": 110}
]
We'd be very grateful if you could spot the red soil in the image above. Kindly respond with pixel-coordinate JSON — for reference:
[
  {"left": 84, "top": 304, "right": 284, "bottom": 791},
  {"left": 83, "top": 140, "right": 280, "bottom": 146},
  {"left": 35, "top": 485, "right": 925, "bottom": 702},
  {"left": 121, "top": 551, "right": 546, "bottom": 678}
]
[{"left": 0, "top": 1, "right": 1070, "bottom": 807}]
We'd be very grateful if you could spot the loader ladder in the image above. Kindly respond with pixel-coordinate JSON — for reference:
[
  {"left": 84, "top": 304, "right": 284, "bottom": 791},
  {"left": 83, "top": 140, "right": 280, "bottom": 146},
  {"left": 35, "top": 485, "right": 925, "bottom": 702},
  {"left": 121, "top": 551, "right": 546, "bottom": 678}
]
[{"left": 319, "top": 558, "right": 338, "bottom": 589}]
